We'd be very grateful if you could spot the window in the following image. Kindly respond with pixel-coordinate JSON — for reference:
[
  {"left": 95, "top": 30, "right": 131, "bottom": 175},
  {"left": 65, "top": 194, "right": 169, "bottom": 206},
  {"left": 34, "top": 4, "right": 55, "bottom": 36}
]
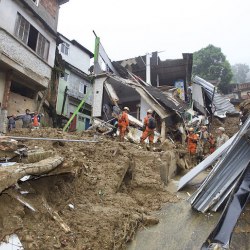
[
  {"left": 15, "top": 13, "right": 50, "bottom": 61},
  {"left": 61, "top": 72, "right": 69, "bottom": 82},
  {"left": 79, "top": 83, "right": 87, "bottom": 94},
  {"left": 37, "top": 33, "right": 49, "bottom": 60},
  {"left": 61, "top": 42, "right": 69, "bottom": 55},
  {"left": 31, "top": 0, "right": 39, "bottom": 6},
  {"left": 15, "top": 14, "right": 29, "bottom": 44}
]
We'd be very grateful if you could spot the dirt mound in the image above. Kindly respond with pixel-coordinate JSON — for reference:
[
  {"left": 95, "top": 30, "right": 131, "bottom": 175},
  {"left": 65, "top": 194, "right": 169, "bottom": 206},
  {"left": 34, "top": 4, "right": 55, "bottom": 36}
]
[
  {"left": 211, "top": 116, "right": 239, "bottom": 137},
  {"left": 0, "top": 128, "right": 178, "bottom": 249}
]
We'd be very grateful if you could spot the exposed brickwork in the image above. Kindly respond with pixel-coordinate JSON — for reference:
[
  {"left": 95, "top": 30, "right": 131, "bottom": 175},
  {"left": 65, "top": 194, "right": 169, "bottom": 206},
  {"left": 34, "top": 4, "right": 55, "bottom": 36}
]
[{"left": 40, "top": 0, "right": 58, "bottom": 19}]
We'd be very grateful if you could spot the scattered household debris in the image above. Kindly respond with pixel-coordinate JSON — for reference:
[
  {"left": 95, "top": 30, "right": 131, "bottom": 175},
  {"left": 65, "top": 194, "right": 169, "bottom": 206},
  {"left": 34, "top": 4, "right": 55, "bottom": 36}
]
[
  {"left": 0, "top": 234, "right": 23, "bottom": 250},
  {"left": 192, "top": 76, "right": 238, "bottom": 118},
  {"left": 178, "top": 133, "right": 237, "bottom": 191},
  {"left": 188, "top": 116, "right": 250, "bottom": 213},
  {"left": 201, "top": 163, "right": 250, "bottom": 249},
  {"left": 0, "top": 155, "right": 64, "bottom": 193},
  {"left": 0, "top": 128, "right": 179, "bottom": 249}
]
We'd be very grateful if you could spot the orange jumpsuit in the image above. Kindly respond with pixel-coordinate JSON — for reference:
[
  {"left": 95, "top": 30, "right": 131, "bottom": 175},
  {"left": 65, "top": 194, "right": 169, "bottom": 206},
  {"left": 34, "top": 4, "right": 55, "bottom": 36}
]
[
  {"left": 140, "top": 116, "right": 154, "bottom": 144},
  {"left": 118, "top": 111, "right": 129, "bottom": 141},
  {"left": 33, "top": 115, "right": 39, "bottom": 127},
  {"left": 187, "top": 133, "right": 198, "bottom": 154}
]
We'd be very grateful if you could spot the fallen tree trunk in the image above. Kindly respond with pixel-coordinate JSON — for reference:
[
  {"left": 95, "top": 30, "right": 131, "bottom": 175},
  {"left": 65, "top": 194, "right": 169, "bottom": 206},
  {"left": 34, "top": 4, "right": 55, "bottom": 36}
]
[{"left": 0, "top": 156, "right": 64, "bottom": 193}]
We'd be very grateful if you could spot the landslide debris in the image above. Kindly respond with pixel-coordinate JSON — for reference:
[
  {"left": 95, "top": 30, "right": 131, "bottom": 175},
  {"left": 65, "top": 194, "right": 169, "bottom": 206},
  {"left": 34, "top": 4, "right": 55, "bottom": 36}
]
[{"left": 0, "top": 128, "right": 178, "bottom": 249}]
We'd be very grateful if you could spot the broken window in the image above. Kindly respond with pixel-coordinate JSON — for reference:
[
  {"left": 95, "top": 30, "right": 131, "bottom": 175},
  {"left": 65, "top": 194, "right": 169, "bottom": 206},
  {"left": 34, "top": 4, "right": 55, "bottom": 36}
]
[
  {"left": 15, "top": 13, "right": 50, "bottom": 61},
  {"left": 61, "top": 42, "right": 70, "bottom": 55}
]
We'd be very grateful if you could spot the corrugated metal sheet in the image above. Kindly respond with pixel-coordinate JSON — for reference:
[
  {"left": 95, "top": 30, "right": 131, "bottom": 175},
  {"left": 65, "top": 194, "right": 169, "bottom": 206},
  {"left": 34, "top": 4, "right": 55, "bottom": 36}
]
[
  {"left": 177, "top": 133, "right": 237, "bottom": 191},
  {"left": 193, "top": 76, "right": 237, "bottom": 118},
  {"left": 189, "top": 115, "right": 250, "bottom": 212}
]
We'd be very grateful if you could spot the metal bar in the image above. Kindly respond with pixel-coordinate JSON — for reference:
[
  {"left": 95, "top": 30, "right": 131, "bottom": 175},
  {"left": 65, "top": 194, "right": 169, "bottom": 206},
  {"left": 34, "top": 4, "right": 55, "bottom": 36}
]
[
  {"left": 9, "top": 136, "right": 98, "bottom": 143},
  {"left": 209, "top": 86, "right": 216, "bottom": 132}
]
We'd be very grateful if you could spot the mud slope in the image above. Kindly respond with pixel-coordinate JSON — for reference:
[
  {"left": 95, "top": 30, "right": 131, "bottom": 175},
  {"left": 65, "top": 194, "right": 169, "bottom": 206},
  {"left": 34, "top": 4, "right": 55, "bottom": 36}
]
[{"left": 0, "top": 128, "right": 178, "bottom": 249}]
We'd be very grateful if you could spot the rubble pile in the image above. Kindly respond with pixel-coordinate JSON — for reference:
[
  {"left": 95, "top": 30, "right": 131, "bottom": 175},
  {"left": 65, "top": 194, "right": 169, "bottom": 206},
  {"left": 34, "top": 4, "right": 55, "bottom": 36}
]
[{"left": 0, "top": 128, "right": 179, "bottom": 249}]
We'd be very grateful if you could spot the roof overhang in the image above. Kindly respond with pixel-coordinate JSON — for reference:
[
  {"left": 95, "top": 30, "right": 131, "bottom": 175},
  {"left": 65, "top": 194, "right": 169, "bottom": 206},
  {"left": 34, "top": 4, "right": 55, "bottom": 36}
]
[{"left": 58, "top": 0, "right": 69, "bottom": 5}]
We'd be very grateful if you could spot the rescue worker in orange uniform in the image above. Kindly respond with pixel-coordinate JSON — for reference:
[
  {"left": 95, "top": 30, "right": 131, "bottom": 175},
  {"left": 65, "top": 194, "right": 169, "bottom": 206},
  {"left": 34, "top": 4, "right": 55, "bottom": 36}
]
[
  {"left": 118, "top": 107, "right": 129, "bottom": 142},
  {"left": 140, "top": 109, "right": 155, "bottom": 150},
  {"left": 187, "top": 127, "right": 199, "bottom": 166},
  {"left": 187, "top": 127, "right": 198, "bottom": 154}
]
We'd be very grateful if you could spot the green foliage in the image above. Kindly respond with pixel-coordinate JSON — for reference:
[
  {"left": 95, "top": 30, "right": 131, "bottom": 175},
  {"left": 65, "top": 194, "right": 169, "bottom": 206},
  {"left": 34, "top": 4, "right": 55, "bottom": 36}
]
[
  {"left": 193, "top": 44, "right": 233, "bottom": 93},
  {"left": 232, "top": 63, "right": 250, "bottom": 83}
]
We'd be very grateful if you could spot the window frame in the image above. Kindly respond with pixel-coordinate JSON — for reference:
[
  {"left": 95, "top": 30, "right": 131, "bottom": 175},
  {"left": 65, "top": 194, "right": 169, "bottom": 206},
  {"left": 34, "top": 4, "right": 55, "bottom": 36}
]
[
  {"left": 61, "top": 42, "right": 70, "bottom": 56},
  {"left": 79, "top": 83, "right": 87, "bottom": 94},
  {"left": 14, "top": 13, "right": 50, "bottom": 61}
]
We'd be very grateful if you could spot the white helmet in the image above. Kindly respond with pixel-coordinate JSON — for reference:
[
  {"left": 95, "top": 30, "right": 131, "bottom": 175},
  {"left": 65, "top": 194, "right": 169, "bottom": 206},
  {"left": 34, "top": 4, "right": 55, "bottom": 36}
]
[
  {"left": 218, "top": 127, "right": 225, "bottom": 132},
  {"left": 147, "top": 109, "right": 153, "bottom": 114},
  {"left": 124, "top": 107, "right": 130, "bottom": 112}
]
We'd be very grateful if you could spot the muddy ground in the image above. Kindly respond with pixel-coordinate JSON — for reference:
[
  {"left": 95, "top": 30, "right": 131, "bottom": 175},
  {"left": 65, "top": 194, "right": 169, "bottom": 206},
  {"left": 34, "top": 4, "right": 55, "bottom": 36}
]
[{"left": 0, "top": 128, "right": 179, "bottom": 249}]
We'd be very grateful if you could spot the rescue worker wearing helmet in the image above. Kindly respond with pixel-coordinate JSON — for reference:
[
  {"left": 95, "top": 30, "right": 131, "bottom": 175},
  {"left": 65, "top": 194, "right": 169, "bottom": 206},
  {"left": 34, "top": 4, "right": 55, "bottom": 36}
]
[
  {"left": 140, "top": 109, "right": 156, "bottom": 150},
  {"left": 118, "top": 107, "right": 130, "bottom": 142},
  {"left": 187, "top": 127, "right": 198, "bottom": 155},
  {"left": 216, "top": 127, "right": 229, "bottom": 149}
]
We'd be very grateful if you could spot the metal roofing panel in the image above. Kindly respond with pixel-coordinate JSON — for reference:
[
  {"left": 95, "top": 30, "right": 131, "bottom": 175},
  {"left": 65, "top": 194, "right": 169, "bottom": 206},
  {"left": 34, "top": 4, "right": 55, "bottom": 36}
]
[
  {"left": 193, "top": 76, "right": 237, "bottom": 118},
  {"left": 189, "top": 116, "right": 250, "bottom": 212},
  {"left": 177, "top": 133, "right": 237, "bottom": 191}
]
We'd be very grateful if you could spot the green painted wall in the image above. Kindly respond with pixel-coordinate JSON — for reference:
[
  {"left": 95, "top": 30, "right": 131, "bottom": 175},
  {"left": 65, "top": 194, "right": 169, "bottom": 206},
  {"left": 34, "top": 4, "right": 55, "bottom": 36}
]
[{"left": 56, "top": 70, "right": 70, "bottom": 116}]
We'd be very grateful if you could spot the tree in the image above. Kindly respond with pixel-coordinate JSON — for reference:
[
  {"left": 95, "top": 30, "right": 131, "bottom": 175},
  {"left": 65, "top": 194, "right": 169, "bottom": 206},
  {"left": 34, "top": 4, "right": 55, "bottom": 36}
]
[
  {"left": 193, "top": 44, "right": 233, "bottom": 93},
  {"left": 231, "top": 63, "right": 250, "bottom": 83}
]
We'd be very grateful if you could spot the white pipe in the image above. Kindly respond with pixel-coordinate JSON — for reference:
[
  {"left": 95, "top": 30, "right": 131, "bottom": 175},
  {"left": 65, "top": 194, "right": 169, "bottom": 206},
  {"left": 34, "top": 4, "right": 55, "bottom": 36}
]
[{"left": 146, "top": 53, "right": 151, "bottom": 85}]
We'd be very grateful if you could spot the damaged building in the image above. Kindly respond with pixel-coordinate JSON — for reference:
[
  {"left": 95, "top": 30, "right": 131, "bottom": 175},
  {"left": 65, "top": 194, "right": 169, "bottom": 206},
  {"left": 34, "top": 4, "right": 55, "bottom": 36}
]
[
  {"left": 92, "top": 36, "right": 192, "bottom": 140},
  {"left": 0, "top": 0, "right": 69, "bottom": 132},
  {"left": 114, "top": 52, "right": 193, "bottom": 100},
  {"left": 56, "top": 33, "right": 94, "bottom": 131}
]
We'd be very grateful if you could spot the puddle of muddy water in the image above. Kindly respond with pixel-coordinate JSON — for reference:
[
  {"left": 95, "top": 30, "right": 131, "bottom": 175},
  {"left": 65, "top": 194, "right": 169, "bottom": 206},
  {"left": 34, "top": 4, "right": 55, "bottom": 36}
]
[{"left": 128, "top": 173, "right": 250, "bottom": 250}]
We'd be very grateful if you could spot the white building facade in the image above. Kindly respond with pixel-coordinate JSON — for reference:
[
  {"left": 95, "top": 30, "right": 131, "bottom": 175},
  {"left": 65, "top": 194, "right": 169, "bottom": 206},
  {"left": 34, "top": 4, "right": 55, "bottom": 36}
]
[
  {"left": 0, "top": 0, "right": 68, "bottom": 132},
  {"left": 56, "top": 34, "right": 94, "bottom": 131}
]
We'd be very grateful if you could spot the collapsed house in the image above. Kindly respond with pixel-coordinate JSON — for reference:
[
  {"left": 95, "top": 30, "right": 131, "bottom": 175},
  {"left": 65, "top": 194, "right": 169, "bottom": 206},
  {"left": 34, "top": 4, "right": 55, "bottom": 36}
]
[
  {"left": 192, "top": 76, "right": 238, "bottom": 118},
  {"left": 114, "top": 52, "right": 193, "bottom": 92},
  {"left": 92, "top": 36, "right": 192, "bottom": 140},
  {"left": 0, "top": 0, "right": 69, "bottom": 132}
]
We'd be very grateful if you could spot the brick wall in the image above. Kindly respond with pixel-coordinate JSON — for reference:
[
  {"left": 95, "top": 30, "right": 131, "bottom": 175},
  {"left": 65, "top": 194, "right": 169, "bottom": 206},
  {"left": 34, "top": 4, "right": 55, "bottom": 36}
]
[{"left": 40, "top": 0, "right": 58, "bottom": 19}]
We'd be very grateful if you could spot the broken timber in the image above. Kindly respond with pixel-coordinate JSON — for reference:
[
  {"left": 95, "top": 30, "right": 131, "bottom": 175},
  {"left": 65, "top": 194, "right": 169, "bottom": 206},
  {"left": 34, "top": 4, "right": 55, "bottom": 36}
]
[{"left": 0, "top": 156, "right": 64, "bottom": 193}]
